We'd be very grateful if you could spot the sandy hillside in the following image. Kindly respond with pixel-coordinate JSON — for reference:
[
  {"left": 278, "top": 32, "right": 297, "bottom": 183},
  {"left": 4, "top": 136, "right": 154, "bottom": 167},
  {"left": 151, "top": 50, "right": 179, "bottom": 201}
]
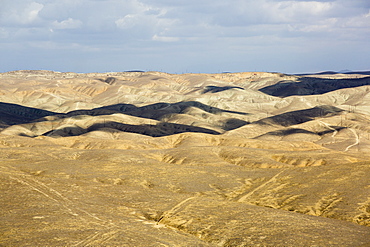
[{"left": 0, "top": 70, "right": 370, "bottom": 246}]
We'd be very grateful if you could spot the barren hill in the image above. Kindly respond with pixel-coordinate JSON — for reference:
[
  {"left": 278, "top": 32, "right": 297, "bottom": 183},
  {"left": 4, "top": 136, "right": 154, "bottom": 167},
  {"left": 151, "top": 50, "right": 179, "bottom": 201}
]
[{"left": 1, "top": 70, "right": 369, "bottom": 246}]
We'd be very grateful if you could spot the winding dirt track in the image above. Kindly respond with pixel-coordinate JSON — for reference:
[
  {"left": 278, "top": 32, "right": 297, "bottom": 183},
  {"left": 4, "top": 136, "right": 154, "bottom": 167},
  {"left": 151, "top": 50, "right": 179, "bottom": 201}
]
[{"left": 345, "top": 128, "right": 360, "bottom": 152}]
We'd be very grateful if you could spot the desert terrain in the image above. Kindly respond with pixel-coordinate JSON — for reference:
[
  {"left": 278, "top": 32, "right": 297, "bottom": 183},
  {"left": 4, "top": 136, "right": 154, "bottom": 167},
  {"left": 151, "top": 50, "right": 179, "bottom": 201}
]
[{"left": 0, "top": 70, "right": 369, "bottom": 246}]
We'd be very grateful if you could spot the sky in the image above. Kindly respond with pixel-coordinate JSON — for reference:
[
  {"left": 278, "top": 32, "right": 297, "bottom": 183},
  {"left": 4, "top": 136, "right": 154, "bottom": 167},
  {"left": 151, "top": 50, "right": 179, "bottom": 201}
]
[{"left": 0, "top": 0, "right": 369, "bottom": 74}]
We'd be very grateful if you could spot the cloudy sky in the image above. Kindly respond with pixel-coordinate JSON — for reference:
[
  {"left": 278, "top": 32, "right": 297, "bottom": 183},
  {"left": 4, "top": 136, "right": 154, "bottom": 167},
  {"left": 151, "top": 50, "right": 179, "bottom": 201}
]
[{"left": 0, "top": 0, "right": 369, "bottom": 74}]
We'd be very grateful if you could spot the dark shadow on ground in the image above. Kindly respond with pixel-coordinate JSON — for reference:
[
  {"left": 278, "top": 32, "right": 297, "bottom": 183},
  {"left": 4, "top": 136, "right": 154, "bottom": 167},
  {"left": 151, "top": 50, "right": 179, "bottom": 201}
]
[
  {"left": 62, "top": 101, "right": 249, "bottom": 120},
  {"left": 259, "top": 77, "right": 370, "bottom": 97},
  {"left": 0, "top": 102, "right": 55, "bottom": 125},
  {"left": 254, "top": 128, "right": 317, "bottom": 138},
  {"left": 223, "top": 118, "right": 250, "bottom": 131},
  {"left": 317, "top": 126, "right": 346, "bottom": 136},
  {"left": 254, "top": 126, "right": 346, "bottom": 139},
  {"left": 202, "top": 86, "right": 244, "bottom": 94},
  {"left": 43, "top": 121, "right": 221, "bottom": 137},
  {"left": 253, "top": 105, "right": 343, "bottom": 127},
  {"left": 0, "top": 101, "right": 249, "bottom": 127}
]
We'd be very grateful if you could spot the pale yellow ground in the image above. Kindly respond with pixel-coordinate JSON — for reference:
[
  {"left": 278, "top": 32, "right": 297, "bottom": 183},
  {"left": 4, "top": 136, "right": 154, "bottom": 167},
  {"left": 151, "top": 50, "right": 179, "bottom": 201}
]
[{"left": 0, "top": 71, "right": 369, "bottom": 246}]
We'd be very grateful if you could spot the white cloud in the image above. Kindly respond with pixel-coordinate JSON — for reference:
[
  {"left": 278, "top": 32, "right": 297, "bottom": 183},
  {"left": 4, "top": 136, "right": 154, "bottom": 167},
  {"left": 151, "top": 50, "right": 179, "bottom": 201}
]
[
  {"left": 0, "top": 1, "right": 44, "bottom": 25},
  {"left": 115, "top": 15, "right": 139, "bottom": 29},
  {"left": 196, "top": 0, "right": 335, "bottom": 28},
  {"left": 52, "top": 18, "right": 83, "bottom": 30},
  {"left": 25, "top": 2, "right": 44, "bottom": 24},
  {"left": 152, "top": 34, "right": 179, "bottom": 42},
  {"left": 114, "top": 1, "right": 177, "bottom": 40},
  {"left": 266, "top": 1, "right": 333, "bottom": 22},
  {"left": 342, "top": 9, "right": 370, "bottom": 28},
  {"left": 288, "top": 17, "right": 338, "bottom": 32}
]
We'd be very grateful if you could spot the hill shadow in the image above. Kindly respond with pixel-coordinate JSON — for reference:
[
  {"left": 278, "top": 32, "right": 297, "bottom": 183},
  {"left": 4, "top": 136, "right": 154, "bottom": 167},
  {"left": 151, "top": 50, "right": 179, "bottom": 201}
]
[
  {"left": 0, "top": 102, "right": 55, "bottom": 125},
  {"left": 255, "top": 128, "right": 317, "bottom": 138},
  {"left": 223, "top": 118, "right": 250, "bottom": 131},
  {"left": 0, "top": 101, "right": 248, "bottom": 127},
  {"left": 63, "top": 101, "right": 249, "bottom": 120},
  {"left": 43, "top": 121, "right": 221, "bottom": 137},
  {"left": 259, "top": 77, "right": 370, "bottom": 97},
  {"left": 254, "top": 105, "right": 343, "bottom": 127},
  {"left": 0, "top": 101, "right": 247, "bottom": 137},
  {"left": 97, "top": 77, "right": 116, "bottom": 85},
  {"left": 202, "top": 86, "right": 244, "bottom": 94},
  {"left": 254, "top": 125, "right": 346, "bottom": 139}
]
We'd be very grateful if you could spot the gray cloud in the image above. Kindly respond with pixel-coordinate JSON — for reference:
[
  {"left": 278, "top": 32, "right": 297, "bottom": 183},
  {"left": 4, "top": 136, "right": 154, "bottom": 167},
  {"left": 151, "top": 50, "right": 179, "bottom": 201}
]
[{"left": 0, "top": 0, "right": 369, "bottom": 73}]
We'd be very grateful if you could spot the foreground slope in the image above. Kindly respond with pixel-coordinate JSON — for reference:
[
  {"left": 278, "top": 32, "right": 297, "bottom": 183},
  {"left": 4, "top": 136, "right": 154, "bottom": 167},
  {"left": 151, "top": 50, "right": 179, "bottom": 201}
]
[{"left": 0, "top": 70, "right": 370, "bottom": 246}]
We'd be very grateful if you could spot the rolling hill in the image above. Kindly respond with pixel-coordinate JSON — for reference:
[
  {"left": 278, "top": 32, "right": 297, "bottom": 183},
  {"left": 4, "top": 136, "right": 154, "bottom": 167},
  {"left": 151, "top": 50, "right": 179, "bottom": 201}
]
[{"left": 1, "top": 70, "right": 369, "bottom": 246}]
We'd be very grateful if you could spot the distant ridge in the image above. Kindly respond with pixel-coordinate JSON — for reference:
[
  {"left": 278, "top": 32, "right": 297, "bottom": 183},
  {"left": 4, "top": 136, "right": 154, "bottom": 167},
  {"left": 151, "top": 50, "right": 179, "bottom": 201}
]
[
  {"left": 295, "top": 70, "right": 370, "bottom": 76},
  {"left": 124, "top": 70, "right": 145, "bottom": 73},
  {"left": 343, "top": 71, "right": 370, "bottom": 75}
]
